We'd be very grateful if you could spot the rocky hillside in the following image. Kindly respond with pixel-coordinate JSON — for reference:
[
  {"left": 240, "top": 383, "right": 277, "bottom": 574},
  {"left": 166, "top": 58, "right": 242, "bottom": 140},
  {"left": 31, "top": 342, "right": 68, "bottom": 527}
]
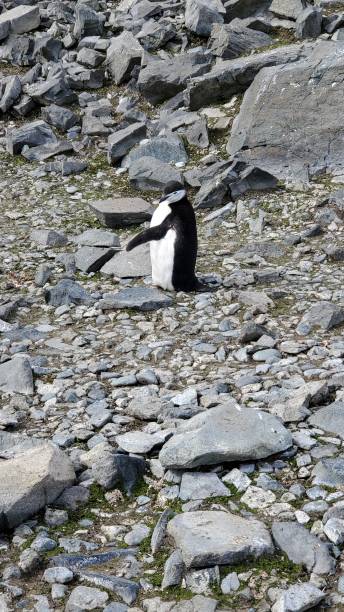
[{"left": 2, "top": 0, "right": 344, "bottom": 610}]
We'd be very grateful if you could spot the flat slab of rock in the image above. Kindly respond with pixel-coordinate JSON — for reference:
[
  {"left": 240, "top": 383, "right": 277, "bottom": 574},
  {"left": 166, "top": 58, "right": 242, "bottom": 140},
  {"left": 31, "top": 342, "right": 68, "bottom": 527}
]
[
  {"left": 300, "top": 301, "right": 344, "bottom": 331},
  {"left": 89, "top": 197, "right": 153, "bottom": 228},
  {"left": 0, "top": 5, "right": 40, "bottom": 36},
  {"left": 272, "top": 521, "right": 335, "bottom": 575},
  {"left": 179, "top": 472, "right": 230, "bottom": 501},
  {"left": 7, "top": 120, "right": 57, "bottom": 156},
  {"left": 312, "top": 457, "right": 344, "bottom": 488},
  {"left": 75, "top": 229, "right": 120, "bottom": 248},
  {"left": 101, "top": 244, "right": 151, "bottom": 278},
  {"left": 228, "top": 41, "right": 344, "bottom": 184},
  {"left": 0, "top": 442, "right": 75, "bottom": 528},
  {"left": 159, "top": 402, "right": 292, "bottom": 469},
  {"left": 0, "top": 357, "right": 34, "bottom": 395},
  {"left": 167, "top": 510, "right": 274, "bottom": 568},
  {"left": 116, "top": 430, "right": 168, "bottom": 454},
  {"left": 75, "top": 246, "right": 115, "bottom": 273},
  {"left": 271, "top": 582, "right": 324, "bottom": 612},
  {"left": 308, "top": 401, "right": 344, "bottom": 438},
  {"left": 99, "top": 287, "right": 173, "bottom": 311}
]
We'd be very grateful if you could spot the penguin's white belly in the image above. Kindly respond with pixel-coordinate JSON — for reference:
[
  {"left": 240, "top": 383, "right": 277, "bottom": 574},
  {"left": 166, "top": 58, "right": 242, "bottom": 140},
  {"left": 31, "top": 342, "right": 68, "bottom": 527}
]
[
  {"left": 150, "top": 200, "right": 175, "bottom": 291},
  {"left": 150, "top": 229, "right": 176, "bottom": 291}
]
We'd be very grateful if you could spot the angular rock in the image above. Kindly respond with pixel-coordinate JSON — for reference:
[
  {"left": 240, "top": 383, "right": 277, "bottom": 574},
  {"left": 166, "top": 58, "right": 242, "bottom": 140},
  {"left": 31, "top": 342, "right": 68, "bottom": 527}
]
[
  {"left": 185, "top": 42, "right": 312, "bottom": 110},
  {"left": 312, "top": 457, "right": 344, "bottom": 488},
  {"left": 209, "top": 21, "right": 272, "bottom": 59},
  {"left": 101, "top": 243, "right": 151, "bottom": 278},
  {"left": 27, "top": 76, "right": 77, "bottom": 107},
  {"left": 167, "top": 510, "right": 274, "bottom": 568},
  {"left": 79, "top": 572, "right": 139, "bottom": 605},
  {"left": 0, "top": 5, "right": 40, "bottom": 36},
  {"left": 75, "top": 229, "right": 120, "bottom": 248},
  {"left": 45, "top": 279, "right": 91, "bottom": 307},
  {"left": 138, "top": 52, "right": 212, "bottom": 105},
  {"left": 30, "top": 229, "right": 67, "bottom": 247},
  {"left": 0, "top": 443, "right": 75, "bottom": 529},
  {"left": 0, "top": 357, "right": 33, "bottom": 395},
  {"left": 296, "top": 7, "right": 322, "bottom": 39},
  {"left": 74, "top": 5, "right": 105, "bottom": 39},
  {"left": 108, "top": 123, "right": 147, "bottom": 164},
  {"left": 116, "top": 430, "right": 167, "bottom": 454},
  {"left": 66, "top": 586, "right": 108, "bottom": 611},
  {"left": 41, "top": 104, "right": 80, "bottom": 132},
  {"left": 122, "top": 135, "right": 187, "bottom": 169},
  {"left": 0, "top": 75, "right": 21, "bottom": 113},
  {"left": 270, "top": 0, "right": 307, "bottom": 20},
  {"left": 301, "top": 301, "right": 344, "bottom": 331},
  {"left": 107, "top": 32, "right": 143, "bottom": 85},
  {"left": 228, "top": 42, "right": 344, "bottom": 184},
  {"left": 99, "top": 287, "right": 173, "bottom": 311},
  {"left": 162, "top": 550, "right": 184, "bottom": 589},
  {"left": 7, "top": 120, "right": 57, "bottom": 155},
  {"left": 75, "top": 246, "right": 115, "bottom": 274},
  {"left": 185, "top": 0, "right": 225, "bottom": 36},
  {"left": 271, "top": 583, "right": 324, "bottom": 612},
  {"left": 159, "top": 402, "right": 292, "bottom": 469},
  {"left": 272, "top": 521, "right": 335, "bottom": 575},
  {"left": 308, "top": 401, "right": 344, "bottom": 439},
  {"left": 89, "top": 197, "right": 152, "bottom": 228},
  {"left": 179, "top": 472, "right": 230, "bottom": 501},
  {"left": 128, "top": 156, "right": 183, "bottom": 192}
]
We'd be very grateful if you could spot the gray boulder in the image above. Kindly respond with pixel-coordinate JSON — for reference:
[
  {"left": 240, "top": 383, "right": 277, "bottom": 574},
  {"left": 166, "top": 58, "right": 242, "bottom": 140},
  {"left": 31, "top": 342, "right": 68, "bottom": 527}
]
[
  {"left": 128, "top": 156, "right": 183, "bottom": 191},
  {"left": 7, "top": 120, "right": 57, "bottom": 155},
  {"left": 27, "top": 76, "right": 77, "bottom": 107},
  {"left": 296, "top": 7, "right": 322, "bottom": 39},
  {"left": 45, "top": 279, "right": 92, "bottom": 307},
  {"left": 308, "top": 401, "right": 344, "bottom": 439},
  {"left": 66, "top": 586, "right": 108, "bottom": 612},
  {"left": 159, "top": 401, "right": 292, "bottom": 469},
  {"left": 167, "top": 511, "right": 274, "bottom": 568},
  {"left": 0, "top": 442, "right": 75, "bottom": 529},
  {"left": 99, "top": 287, "right": 173, "bottom": 311},
  {"left": 41, "top": 104, "right": 80, "bottom": 132},
  {"left": 107, "top": 32, "right": 143, "bottom": 85},
  {"left": 312, "top": 457, "right": 344, "bottom": 488},
  {"left": 0, "top": 357, "right": 33, "bottom": 395},
  {"left": 0, "top": 5, "right": 40, "bottom": 36},
  {"left": 269, "top": 0, "right": 307, "bottom": 20},
  {"left": 122, "top": 135, "right": 187, "bottom": 169},
  {"left": 185, "top": 42, "right": 312, "bottom": 110},
  {"left": 228, "top": 41, "right": 344, "bottom": 184},
  {"left": 138, "top": 52, "right": 212, "bottom": 105},
  {"left": 301, "top": 300, "right": 344, "bottom": 331},
  {"left": 185, "top": 0, "right": 225, "bottom": 36},
  {"left": 224, "top": 0, "right": 271, "bottom": 20},
  {"left": 100, "top": 243, "right": 151, "bottom": 278},
  {"left": 272, "top": 522, "right": 335, "bottom": 575},
  {"left": 0, "top": 75, "right": 21, "bottom": 113},
  {"left": 89, "top": 197, "right": 153, "bottom": 228},
  {"left": 179, "top": 472, "right": 230, "bottom": 501},
  {"left": 271, "top": 583, "right": 324, "bottom": 612},
  {"left": 74, "top": 5, "right": 105, "bottom": 39},
  {"left": 209, "top": 21, "right": 273, "bottom": 59},
  {"left": 108, "top": 123, "right": 147, "bottom": 164}
]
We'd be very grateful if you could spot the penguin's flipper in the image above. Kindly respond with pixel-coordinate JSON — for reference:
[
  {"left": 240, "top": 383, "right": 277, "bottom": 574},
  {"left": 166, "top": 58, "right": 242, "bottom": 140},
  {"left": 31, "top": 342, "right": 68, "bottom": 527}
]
[{"left": 126, "top": 221, "right": 171, "bottom": 252}]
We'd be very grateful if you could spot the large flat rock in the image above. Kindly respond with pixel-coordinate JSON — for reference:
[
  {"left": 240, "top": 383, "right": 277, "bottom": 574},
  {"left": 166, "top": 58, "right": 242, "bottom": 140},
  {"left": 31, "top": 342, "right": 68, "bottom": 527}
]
[
  {"left": 167, "top": 511, "right": 274, "bottom": 568},
  {"left": 159, "top": 401, "right": 292, "bottom": 469},
  {"left": 0, "top": 356, "right": 34, "bottom": 395},
  {"left": 308, "top": 401, "right": 344, "bottom": 438},
  {"left": 228, "top": 41, "right": 344, "bottom": 185},
  {"left": 0, "top": 441, "right": 75, "bottom": 528},
  {"left": 101, "top": 243, "right": 151, "bottom": 278},
  {"left": 99, "top": 287, "right": 173, "bottom": 311},
  {"left": 0, "top": 5, "right": 40, "bottom": 37},
  {"left": 89, "top": 197, "right": 153, "bottom": 228}
]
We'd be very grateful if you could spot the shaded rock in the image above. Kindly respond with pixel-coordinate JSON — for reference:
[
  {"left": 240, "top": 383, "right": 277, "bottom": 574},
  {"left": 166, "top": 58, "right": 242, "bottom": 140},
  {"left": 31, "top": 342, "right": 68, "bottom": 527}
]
[
  {"left": 107, "top": 32, "right": 143, "bottom": 85},
  {"left": 312, "top": 457, "right": 344, "bottom": 488},
  {"left": 7, "top": 120, "right": 57, "bottom": 155},
  {"left": 75, "top": 246, "right": 115, "bottom": 274},
  {"left": 89, "top": 197, "right": 153, "bottom": 228},
  {"left": 45, "top": 279, "right": 91, "bottom": 307},
  {"left": 296, "top": 7, "right": 322, "bottom": 39},
  {"left": 129, "top": 156, "right": 183, "bottom": 191},
  {"left": 51, "top": 549, "right": 137, "bottom": 571},
  {"left": 185, "top": 0, "right": 225, "bottom": 36},
  {"left": 0, "top": 443, "right": 75, "bottom": 529},
  {"left": 108, "top": 123, "right": 147, "bottom": 164},
  {"left": 0, "top": 75, "right": 21, "bottom": 113},
  {"left": 74, "top": 5, "right": 105, "bottom": 39},
  {"left": 270, "top": 0, "right": 307, "bottom": 20},
  {"left": 179, "top": 472, "right": 230, "bottom": 501},
  {"left": 272, "top": 521, "right": 335, "bottom": 575},
  {"left": 138, "top": 52, "right": 212, "bottom": 105},
  {"left": 30, "top": 229, "right": 67, "bottom": 247},
  {"left": 79, "top": 572, "right": 139, "bottom": 605},
  {"left": 209, "top": 21, "right": 272, "bottom": 59},
  {"left": 0, "top": 357, "right": 33, "bottom": 395},
  {"left": 116, "top": 430, "right": 168, "bottom": 454},
  {"left": 159, "top": 402, "right": 292, "bottom": 469},
  {"left": 162, "top": 549, "right": 184, "bottom": 589},
  {"left": 27, "top": 76, "right": 77, "bottom": 107},
  {"left": 167, "top": 510, "right": 274, "bottom": 568},
  {"left": 41, "top": 104, "right": 80, "bottom": 132},
  {"left": 122, "top": 135, "right": 187, "bottom": 169},
  {"left": 100, "top": 287, "right": 173, "bottom": 311},
  {"left": 101, "top": 243, "right": 151, "bottom": 278},
  {"left": 308, "top": 401, "right": 344, "bottom": 439}
]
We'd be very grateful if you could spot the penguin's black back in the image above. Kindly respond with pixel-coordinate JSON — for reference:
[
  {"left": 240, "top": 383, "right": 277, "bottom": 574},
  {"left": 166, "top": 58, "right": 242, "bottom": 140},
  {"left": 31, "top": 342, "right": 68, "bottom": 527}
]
[{"left": 168, "top": 196, "right": 198, "bottom": 292}]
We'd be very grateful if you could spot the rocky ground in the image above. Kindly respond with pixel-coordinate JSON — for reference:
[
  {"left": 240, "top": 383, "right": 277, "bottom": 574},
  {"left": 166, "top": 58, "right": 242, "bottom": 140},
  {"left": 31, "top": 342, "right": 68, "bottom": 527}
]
[{"left": 3, "top": 0, "right": 344, "bottom": 611}]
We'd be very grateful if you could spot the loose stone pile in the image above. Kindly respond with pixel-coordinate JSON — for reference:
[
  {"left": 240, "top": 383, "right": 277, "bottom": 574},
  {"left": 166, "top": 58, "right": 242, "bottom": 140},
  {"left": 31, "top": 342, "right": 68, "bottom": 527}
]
[{"left": 2, "top": 0, "right": 344, "bottom": 610}]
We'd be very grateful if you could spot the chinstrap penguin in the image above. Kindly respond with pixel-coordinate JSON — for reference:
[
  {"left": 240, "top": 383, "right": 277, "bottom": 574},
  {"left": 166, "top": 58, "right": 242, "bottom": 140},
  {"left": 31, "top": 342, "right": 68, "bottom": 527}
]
[{"left": 126, "top": 182, "right": 201, "bottom": 292}]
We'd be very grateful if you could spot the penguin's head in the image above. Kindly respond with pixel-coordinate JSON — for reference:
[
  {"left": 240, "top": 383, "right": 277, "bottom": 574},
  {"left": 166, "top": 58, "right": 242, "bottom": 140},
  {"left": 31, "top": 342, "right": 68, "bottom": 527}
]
[{"left": 160, "top": 181, "right": 186, "bottom": 205}]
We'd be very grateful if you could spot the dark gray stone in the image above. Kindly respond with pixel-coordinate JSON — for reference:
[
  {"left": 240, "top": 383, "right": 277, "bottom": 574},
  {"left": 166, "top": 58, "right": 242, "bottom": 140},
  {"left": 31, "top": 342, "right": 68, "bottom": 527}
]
[
  {"left": 7, "top": 120, "right": 57, "bottom": 155},
  {"left": 108, "top": 123, "right": 147, "bottom": 164},
  {"left": 0, "top": 75, "right": 21, "bottom": 112},
  {"left": 106, "top": 32, "right": 143, "bottom": 85},
  {"left": 0, "top": 5, "right": 40, "bottom": 36},
  {"left": 128, "top": 156, "right": 183, "bottom": 191},
  {"left": 79, "top": 572, "right": 139, "bottom": 605},
  {"left": 100, "top": 287, "right": 173, "bottom": 311},
  {"left": 27, "top": 76, "right": 77, "bottom": 106},
  {"left": 45, "top": 279, "right": 92, "bottom": 307},
  {"left": 209, "top": 21, "right": 272, "bottom": 59},
  {"left": 185, "top": 0, "right": 225, "bottom": 36},
  {"left": 301, "top": 301, "right": 344, "bottom": 331},
  {"left": 75, "top": 246, "right": 115, "bottom": 274},
  {"left": 296, "top": 7, "right": 322, "bottom": 39},
  {"left": 41, "top": 104, "right": 80, "bottom": 132},
  {"left": 74, "top": 5, "right": 105, "bottom": 39}
]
